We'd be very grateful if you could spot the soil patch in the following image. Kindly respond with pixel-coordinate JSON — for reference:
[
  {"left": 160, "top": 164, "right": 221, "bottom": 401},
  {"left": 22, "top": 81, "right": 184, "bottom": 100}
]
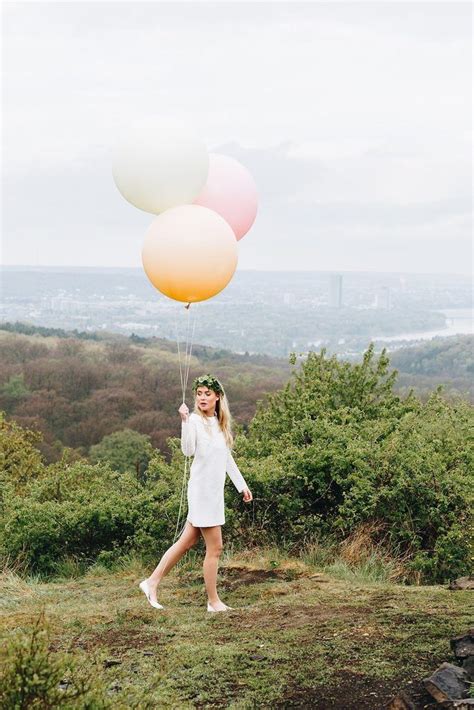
[
  {"left": 275, "top": 670, "right": 413, "bottom": 709},
  {"left": 234, "top": 602, "right": 375, "bottom": 631},
  {"left": 51, "top": 625, "right": 167, "bottom": 654},
  {"left": 219, "top": 565, "right": 326, "bottom": 588}
]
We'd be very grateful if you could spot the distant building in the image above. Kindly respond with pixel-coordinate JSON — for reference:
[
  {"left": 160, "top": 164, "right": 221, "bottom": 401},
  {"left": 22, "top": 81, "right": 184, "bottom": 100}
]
[
  {"left": 374, "top": 286, "right": 391, "bottom": 309},
  {"left": 283, "top": 292, "right": 295, "bottom": 305},
  {"left": 329, "top": 274, "right": 343, "bottom": 307}
]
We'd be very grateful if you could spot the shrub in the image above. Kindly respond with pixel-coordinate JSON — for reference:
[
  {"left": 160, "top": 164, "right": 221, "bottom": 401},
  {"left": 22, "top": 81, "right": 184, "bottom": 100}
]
[
  {"left": 0, "top": 611, "right": 109, "bottom": 708},
  {"left": 89, "top": 428, "right": 154, "bottom": 481},
  {"left": 1, "top": 460, "right": 178, "bottom": 575},
  {"left": 237, "top": 346, "right": 473, "bottom": 583}
]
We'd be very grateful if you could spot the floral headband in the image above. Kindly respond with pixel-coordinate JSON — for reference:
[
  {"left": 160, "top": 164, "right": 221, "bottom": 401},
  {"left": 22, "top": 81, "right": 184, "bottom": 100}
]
[{"left": 192, "top": 374, "right": 225, "bottom": 395}]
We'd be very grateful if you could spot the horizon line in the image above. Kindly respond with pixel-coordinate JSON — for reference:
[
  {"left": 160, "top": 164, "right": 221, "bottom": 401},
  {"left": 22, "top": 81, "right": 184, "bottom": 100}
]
[{"left": 1, "top": 264, "right": 472, "bottom": 278}]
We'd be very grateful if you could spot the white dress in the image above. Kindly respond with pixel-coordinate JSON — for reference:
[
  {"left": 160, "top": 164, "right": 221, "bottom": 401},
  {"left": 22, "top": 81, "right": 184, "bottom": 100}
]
[{"left": 181, "top": 412, "right": 248, "bottom": 527}]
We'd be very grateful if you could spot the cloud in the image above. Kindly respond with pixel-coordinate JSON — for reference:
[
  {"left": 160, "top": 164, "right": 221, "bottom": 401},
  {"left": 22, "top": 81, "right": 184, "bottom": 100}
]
[{"left": 2, "top": 1, "right": 472, "bottom": 273}]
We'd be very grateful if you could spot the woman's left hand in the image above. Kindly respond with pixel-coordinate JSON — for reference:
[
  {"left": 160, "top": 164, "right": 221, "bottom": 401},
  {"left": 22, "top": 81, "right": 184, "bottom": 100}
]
[{"left": 242, "top": 487, "right": 253, "bottom": 502}]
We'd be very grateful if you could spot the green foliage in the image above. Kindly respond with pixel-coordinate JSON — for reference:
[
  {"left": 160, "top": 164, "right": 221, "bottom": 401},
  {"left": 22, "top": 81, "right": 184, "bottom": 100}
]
[
  {"left": 0, "top": 458, "right": 179, "bottom": 575},
  {"left": 390, "top": 335, "right": 474, "bottom": 377},
  {"left": 1, "top": 342, "right": 472, "bottom": 585},
  {"left": 0, "top": 611, "right": 108, "bottom": 708},
  {"left": 391, "top": 335, "right": 474, "bottom": 402},
  {"left": 0, "top": 320, "right": 100, "bottom": 341},
  {"left": 0, "top": 412, "right": 45, "bottom": 497},
  {"left": 89, "top": 429, "right": 154, "bottom": 480},
  {"left": 1, "top": 373, "right": 30, "bottom": 401},
  {"left": 238, "top": 345, "right": 473, "bottom": 583}
]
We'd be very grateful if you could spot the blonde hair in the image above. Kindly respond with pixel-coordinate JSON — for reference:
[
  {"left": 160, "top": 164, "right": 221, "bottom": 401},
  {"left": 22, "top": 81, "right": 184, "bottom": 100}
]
[{"left": 193, "top": 387, "right": 234, "bottom": 449}]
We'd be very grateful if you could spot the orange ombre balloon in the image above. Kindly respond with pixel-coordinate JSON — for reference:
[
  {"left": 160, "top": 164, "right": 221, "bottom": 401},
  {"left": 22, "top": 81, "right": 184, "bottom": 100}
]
[{"left": 141, "top": 204, "right": 238, "bottom": 303}]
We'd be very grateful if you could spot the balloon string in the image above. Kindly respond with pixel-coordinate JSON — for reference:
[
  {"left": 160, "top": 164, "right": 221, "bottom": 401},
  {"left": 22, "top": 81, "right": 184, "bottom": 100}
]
[
  {"left": 173, "top": 303, "right": 198, "bottom": 544},
  {"left": 175, "top": 318, "right": 185, "bottom": 401},
  {"left": 183, "top": 305, "right": 196, "bottom": 395},
  {"left": 174, "top": 304, "right": 197, "bottom": 403}
]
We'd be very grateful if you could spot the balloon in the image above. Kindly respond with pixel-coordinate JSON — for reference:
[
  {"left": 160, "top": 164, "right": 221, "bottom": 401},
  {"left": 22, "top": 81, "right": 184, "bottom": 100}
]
[
  {"left": 194, "top": 153, "right": 258, "bottom": 240},
  {"left": 142, "top": 205, "right": 238, "bottom": 303},
  {"left": 112, "top": 119, "right": 209, "bottom": 214}
]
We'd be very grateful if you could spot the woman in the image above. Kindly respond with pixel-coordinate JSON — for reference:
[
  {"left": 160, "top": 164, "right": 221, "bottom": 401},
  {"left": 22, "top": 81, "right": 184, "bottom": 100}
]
[{"left": 139, "top": 374, "right": 253, "bottom": 613}]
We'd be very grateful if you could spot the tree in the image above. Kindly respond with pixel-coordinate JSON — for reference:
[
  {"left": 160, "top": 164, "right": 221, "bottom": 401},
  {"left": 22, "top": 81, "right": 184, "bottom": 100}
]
[
  {"left": 89, "top": 429, "right": 154, "bottom": 481},
  {"left": 0, "top": 374, "right": 31, "bottom": 414},
  {"left": 0, "top": 412, "right": 45, "bottom": 496}
]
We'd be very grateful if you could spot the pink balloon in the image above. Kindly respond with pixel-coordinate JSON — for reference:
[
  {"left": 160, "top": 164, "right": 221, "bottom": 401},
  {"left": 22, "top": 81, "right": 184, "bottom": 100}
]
[{"left": 193, "top": 153, "right": 258, "bottom": 240}]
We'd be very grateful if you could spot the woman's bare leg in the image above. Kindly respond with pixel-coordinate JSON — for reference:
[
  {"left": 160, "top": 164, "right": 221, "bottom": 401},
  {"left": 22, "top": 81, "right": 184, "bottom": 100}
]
[
  {"left": 200, "top": 525, "right": 227, "bottom": 610},
  {"left": 145, "top": 522, "right": 201, "bottom": 603}
]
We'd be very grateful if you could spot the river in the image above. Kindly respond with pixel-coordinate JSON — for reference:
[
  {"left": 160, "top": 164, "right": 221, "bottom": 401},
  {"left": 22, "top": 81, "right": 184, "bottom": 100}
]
[{"left": 376, "top": 308, "right": 473, "bottom": 344}]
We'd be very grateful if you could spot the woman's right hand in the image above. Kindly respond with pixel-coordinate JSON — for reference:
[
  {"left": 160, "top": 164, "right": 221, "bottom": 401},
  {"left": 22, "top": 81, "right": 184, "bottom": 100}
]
[{"left": 178, "top": 402, "right": 189, "bottom": 422}]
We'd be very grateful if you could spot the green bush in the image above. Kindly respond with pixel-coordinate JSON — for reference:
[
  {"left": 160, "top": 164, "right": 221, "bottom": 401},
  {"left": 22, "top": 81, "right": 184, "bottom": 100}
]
[
  {"left": 237, "top": 346, "right": 473, "bottom": 583},
  {"left": 0, "top": 412, "right": 45, "bottom": 497},
  {"left": 0, "top": 611, "right": 109, "bottom": 709},
  {"left": 1, "top": 459, "right": 179, "bottom": 575},
  {"left": 89, "top": 429, "right": 154, "bottom": 481}
]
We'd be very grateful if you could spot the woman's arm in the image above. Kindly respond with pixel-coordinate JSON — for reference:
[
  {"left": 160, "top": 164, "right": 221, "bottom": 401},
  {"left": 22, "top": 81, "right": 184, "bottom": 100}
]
[
  {"left": 226, "top": 451, "right": 248, "bottom": 492},
  {"left": 181, "top": 415, "right": 197, "bottom": 456}
]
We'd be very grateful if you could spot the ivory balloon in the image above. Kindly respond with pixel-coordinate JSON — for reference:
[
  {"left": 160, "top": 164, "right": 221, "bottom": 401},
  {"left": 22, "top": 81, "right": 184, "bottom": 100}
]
[
  {"left": 112, "top": 119, "right": 209, "bottom": 214},
  {"left": 142, "top": 205, "right": 238, "bottom": 303},
  {"left": 194, "top": 153, "right": 258, "bottom": 240}
]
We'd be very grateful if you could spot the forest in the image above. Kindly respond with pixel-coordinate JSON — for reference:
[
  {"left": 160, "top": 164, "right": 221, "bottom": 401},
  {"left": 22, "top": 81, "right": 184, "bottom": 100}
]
[
  {"left": 390, "top": 334, "right": 473, "bottom": 401},
  {"left": 0, "top": 323, "right": 472, "bottom": 464},
  {"left": 0, "top": 323, "right": 292, "bottom": 462}
]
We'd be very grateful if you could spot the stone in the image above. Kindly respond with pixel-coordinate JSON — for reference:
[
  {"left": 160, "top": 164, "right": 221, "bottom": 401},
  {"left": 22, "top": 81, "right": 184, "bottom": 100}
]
[
  {"left": 451, "top": 630, "right": 474, "bottom": 660},
  {"left": 462, "top": 655, "right": 474, "bottom": 681},
  {"left": 440, "top": 700, "right": 474, "bottom": 709},
  {"left": 423, "top": 662, "right": 469, "bottom": 703},
  {"left": 448, "top": 576, "right": 474, "bottom": 591}
]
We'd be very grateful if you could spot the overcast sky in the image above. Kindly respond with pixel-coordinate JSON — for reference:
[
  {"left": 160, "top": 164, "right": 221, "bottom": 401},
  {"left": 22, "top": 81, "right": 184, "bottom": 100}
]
[{"left": 2, "top": 1, "right": 472, "bottom": 273}]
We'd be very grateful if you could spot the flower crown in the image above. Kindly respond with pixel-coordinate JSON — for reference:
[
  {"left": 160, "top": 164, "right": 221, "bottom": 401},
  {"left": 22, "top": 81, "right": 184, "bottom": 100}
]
[{"left": 192, "top": 374, "right": 224, "bottom": 395}]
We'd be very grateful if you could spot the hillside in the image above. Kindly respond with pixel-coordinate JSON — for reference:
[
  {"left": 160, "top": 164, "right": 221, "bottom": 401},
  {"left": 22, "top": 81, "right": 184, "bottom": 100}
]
[
  {"left": 1, "top": 335, "right": 472, "bottom": 707},
  {"left": 1, "top": 550, "right": 472, "bottom": 709},
  {"left": 390, "top": 335, "right": 473, "bottom": 401},
  {"left": 1, "top": 325, "right": 472, "bottom": 465},
  {"left": 0, "top": 324, "right": 292, "bottom": 462}
]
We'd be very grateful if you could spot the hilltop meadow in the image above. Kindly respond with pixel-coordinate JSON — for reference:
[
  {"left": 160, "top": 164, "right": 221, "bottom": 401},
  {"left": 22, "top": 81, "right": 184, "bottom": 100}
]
[{"left": 1, "top": 324, "right": 473, "bottom": 707}]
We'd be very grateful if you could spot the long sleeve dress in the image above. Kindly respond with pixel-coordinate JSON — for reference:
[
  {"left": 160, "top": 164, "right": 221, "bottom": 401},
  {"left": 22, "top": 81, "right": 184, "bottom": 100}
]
[{"left": 181, "top": 412, "right": 248, "bottom": 527}]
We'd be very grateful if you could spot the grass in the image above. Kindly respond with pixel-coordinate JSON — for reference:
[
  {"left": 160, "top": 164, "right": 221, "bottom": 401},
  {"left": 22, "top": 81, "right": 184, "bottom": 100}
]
[{"left": 1, "top": 546, "right": 472, "bottom": 709}]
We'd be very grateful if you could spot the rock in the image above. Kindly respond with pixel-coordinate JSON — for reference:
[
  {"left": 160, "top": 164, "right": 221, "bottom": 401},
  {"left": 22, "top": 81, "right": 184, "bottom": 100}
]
[
  {"left": 386, "top": 690, "right": 418, "bottom": 709},
  {"left": 448, "top": 576, "right": 474, "bottom": 591},
  {"left": 462, "top": 655, "right": 474, "bottom": 681},
  {"left": 440, "top": 700, "right": 474, "bottom": 709},
  {"left": 451, "top": 630, "right": 474, "bottom": 660},
  {"left": 423, "top": 662, "right": 469, "bottom": 703}
]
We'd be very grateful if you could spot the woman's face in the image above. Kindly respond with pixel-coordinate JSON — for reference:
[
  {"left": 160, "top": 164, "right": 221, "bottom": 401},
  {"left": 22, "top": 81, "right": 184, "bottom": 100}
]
[{"left": 196, "top": 386, "right": 219, "bottom": 415}]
